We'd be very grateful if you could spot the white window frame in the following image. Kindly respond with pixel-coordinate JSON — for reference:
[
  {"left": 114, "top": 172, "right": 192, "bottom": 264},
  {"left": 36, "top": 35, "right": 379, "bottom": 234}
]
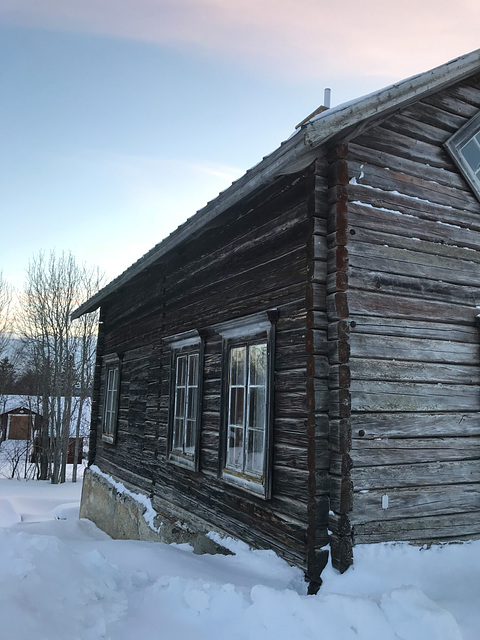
[
  {"left": 101, "top": 354, "right": 121, "bottom": 444},
  {"left": 165, "top": 330, "right": 203, "bottom": 470},
  {"left": 215, "top": 309, "right": 278, "bottom": 499},
  {"left": 445, "top": 111, "right": 480, "bottom": 200},
  {"left": 225, "top": 341, "right": 268, "bottom": 481}
]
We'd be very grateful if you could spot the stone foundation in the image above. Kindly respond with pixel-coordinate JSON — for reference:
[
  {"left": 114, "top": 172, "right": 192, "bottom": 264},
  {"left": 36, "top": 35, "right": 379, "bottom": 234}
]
[{"left": 80, "top": 467, "right": 230, "bottom": 555}]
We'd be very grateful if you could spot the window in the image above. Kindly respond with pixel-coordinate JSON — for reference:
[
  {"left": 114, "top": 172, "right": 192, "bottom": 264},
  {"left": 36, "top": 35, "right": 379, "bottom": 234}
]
[
  {"left": 226, "top": 342, "right": 267, "bottom": 479},
  {"left": 216, "top": 310, "right": 278, "bottom": 498},
  {"left": 165, "top": 330, "right": 204, "bottom": 469},
  {"left": 102, "top": 355, "right": 121, "bottom": 444},
  {"left": 445, "top": 112, "right": 480, "bottom": 200},
  {"left": 172, "top": 351, "right": 199, "bottom": 458}
]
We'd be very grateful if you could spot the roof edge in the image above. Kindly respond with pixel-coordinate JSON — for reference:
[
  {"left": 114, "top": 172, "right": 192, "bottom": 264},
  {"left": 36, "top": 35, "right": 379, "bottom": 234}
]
[{"left": 72, "top": 48, "right": 480, "bottom": 319}]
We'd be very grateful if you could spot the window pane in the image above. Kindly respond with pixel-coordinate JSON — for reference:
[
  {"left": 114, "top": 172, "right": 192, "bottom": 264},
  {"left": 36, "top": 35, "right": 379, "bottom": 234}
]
[
  {"left": 230, "top": 347, "right": 246, "bottom": 386},
  {"left": 461, "top": 138, "right": 480, "bottom": 174},
  {"left": 249, "top": 343, "right": 267, "bottom": 386},
  {"left": 104, "top": 365, "right": 119, "bottom": 436},
  {"left": 175, "top": 387, "right": 185, "bottom": 419},
  {"left": 176, "top": 355, "right": 187, "bottom": 386},
  {"left": 188, "top": 353, "right": 199, "bottom": 386},
  {"left": 248, "top": 385, "right": 266, "bottom": 430},
  {"left": 187, "top": 387, "right": 197, "bottom": 420},
  {"left": 226, "top": 426, "right": 243, "bottom": 470},
  {"left": 172, "top": 350, "right": 199, "bottom": 458},
  {"left": 173, "top": 417, "right": 184, "bottom": 450},
  {"left": 229, "top": 387, "right": 244, "bottom": 426},
  {"left": 185, "top": 419, "right": 195, "bottom": 454},
  {"left": 245, "top": 428, "right": 264, "bottom": 475}
]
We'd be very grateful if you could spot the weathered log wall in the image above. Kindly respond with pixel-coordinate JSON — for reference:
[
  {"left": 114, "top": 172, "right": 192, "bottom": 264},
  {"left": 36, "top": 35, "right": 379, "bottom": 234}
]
[
  {"left": 329, "top": 74, "right": 480, "bottom": 565},
  {"left": 90, "top": 162, "right": 330, "bottom": 580}
]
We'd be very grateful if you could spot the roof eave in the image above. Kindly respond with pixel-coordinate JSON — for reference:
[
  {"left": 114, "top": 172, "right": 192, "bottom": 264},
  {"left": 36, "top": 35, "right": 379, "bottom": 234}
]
[{"left": 72, "top": 48, "right": 480, "bottom": 320}]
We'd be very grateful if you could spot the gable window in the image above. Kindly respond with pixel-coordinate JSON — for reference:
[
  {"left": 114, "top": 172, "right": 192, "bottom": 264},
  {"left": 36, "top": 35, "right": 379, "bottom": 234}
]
[
  {"left": 165, "top": 330, "right": 204, "bottom": 469},
  {"left": 216, "top": 310, "right": 278, "bottom": 498},
  {"left": 445, "top": 112, "right": 480, "bottom": 199},
  {"left": 102, "top": 354, "right": 121, "bottom": 444}
]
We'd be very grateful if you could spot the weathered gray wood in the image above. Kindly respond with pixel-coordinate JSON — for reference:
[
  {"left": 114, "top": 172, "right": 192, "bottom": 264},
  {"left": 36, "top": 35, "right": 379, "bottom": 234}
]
[
  {"left": 348, "top": 289, "right": 475, "bottom": 323},
  {"left": 349, "top": 358, "right": 480, "bottom": 385},
  {"left": 351, "top": 412, "right": 480, "bottom": 438},
  {"left": 350, "top": 332, "right": 478, "bottom": 364},
  {"left": 351, "top": 436, "right": 480, "bottom": 466},
  {"left": 353, "top": 511, "right": 480, "bottom": 543},
  {"left": 352, "top": 459, "right": 480, "bottom": 490},
  {"left": 348, "top": 242, "right": 480, "bottom": 286},
  {"left": 352, "top": 484, "right": 480, "bottom": 520},
  {"left": 349, "top": 227, "right": 480, "bottom": 267},
  {"left": 349, "top": 158, "right": 479, "bottom": 212},
  {"left": 351, "top": 379, "right": 480, "bottom": 413}
]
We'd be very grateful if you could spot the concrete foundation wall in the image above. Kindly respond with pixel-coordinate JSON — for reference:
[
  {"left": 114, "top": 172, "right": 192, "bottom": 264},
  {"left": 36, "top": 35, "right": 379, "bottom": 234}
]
[{"left": 80, "top": 467, "right": 229, "bottom": 555}]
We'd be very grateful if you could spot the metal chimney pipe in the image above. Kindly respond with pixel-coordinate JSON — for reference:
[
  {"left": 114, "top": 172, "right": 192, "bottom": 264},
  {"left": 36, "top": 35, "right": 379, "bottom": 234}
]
[{"left": 324, "top": 88, "right": 331, "bottom": 108}]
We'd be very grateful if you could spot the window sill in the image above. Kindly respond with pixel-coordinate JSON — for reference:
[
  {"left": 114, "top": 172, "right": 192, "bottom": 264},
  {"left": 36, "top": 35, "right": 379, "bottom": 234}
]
[
  {"left": 101, "top": 433, "right": 115, "bottom": 444},
  {"left": 168, "top": 452, "right": 196, "bottom": 471},
  {"left": 221, "top": 469, "right": 266, "bottom": 498}
]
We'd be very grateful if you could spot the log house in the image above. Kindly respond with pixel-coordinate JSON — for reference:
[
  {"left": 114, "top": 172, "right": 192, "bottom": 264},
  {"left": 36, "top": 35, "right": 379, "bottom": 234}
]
[{"left": 73, "top": 49, "right": 480, "bottom": 586}]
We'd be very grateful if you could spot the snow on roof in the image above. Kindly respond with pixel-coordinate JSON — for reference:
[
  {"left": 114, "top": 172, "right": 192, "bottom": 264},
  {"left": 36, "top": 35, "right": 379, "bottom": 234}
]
[{"left": 72, "top": 48, "right": 480, "bottom": 320}]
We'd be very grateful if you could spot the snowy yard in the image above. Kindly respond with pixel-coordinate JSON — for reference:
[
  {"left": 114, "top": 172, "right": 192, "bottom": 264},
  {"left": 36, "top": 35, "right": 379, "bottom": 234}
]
[{"left": 0, "top": 476, "right": 478, "bottom": 640}]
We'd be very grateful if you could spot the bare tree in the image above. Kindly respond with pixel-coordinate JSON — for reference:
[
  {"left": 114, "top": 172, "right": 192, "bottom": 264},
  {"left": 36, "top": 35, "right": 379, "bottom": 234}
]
[
  {"left": 0, "top": 271, "right": 12, "bottom": 359},
  {"left": 19, "top": 251, "right": 102, "bottom": 483}
]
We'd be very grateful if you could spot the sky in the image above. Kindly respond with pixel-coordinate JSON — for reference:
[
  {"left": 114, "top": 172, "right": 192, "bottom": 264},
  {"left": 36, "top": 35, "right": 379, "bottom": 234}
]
[{"left": 1, "top": 0, "right": 480, "bottom": 293}]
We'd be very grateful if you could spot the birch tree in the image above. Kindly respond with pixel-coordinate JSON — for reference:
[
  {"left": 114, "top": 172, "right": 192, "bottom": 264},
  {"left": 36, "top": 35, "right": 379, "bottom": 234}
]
[
  {"left": 0, "top": 271, "right": 12, "bottom": 359},
  {"left": 20, "top": 251, "right": 102, "bottom": 483}
]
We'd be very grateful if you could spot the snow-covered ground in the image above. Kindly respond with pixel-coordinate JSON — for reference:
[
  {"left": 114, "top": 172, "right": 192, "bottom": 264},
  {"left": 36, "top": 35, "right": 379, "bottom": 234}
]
[{"left": 0, "top": 477, "right": 478, "bottom": 640}]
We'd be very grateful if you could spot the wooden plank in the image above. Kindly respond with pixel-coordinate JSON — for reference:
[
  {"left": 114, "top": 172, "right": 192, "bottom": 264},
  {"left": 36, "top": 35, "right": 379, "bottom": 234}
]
[
  {"left": 349, "top": 158, "right": 479, "bottom": 212},
  {"left": 349, "top": 358, "right": 480, "bottom": 385},
  {"left": 348, "top": 288, "right": 475, "bottom": 323},
  {"left": 351, "top": 379, "right": 480, "bottom": 413},
  {"left": 350, "top": 332, "right": 477, "bottom": 364},
  {"left": 352, "top": 484, "right": 480, "bottom": 521},
  {"left": 348, "top": 142, "right": 467, "bottom": 190},
  {"left": 349, "top": 241, "right": 480, "bottom": 286},
  {"left": 351, "top": 436, "right": 480, "bottom": 466},
  {"left": 353, "top": 511, "right": 480, "bottom": 543},
  {"left": 353, "top": 125, "right": 452, "bottom": 169},
  {"left": 401, "top": 100, "right": 468, "bottom": 133},
  {"left": 350, "top": 226, "right": 480, "bottom": 266},
  {"left": 351, "top": 412, "right": 480, "bottom": 438},
  {"left": 350, "top": 314, "right": 477, "bottom": 342},
  {"left": 349, "top": 184, "right": 480, "bottom": 232},
  {"left": 352, "top": 459, "right": 480, "bottom": 490},
  {"left": 380, "top": 113, "right": 453, "bottom": 145},
  {"left": 349, "top": 267, "right": 480, "bottom": 307}
]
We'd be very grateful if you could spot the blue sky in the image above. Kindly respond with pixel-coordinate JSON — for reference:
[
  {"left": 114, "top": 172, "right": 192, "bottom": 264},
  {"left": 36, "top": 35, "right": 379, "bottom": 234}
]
[{"left": 1, "top": 0, "right": 479, "bottom": 291}]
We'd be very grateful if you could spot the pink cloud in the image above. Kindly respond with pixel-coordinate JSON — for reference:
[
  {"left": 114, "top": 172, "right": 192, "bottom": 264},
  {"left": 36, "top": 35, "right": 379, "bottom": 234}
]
[{"left": 1, "top": 0, "right": 478, "bottom": 80}]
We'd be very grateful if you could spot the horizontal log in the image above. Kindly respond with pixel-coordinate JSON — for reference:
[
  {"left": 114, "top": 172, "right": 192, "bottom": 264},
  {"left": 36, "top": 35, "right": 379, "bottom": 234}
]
[
  {"left": 351, "top": 379, "right": 480, "bottom": 413},
  {"left": 349, "top": 267, "right": 480, "bottom": 307},
  {"left": 351, "top": 412, "right": 480, "bottom": 438},
  {"left": 348, "top": 142, "right": 466, "bottom": 191},
  {"left": 352, "top": 483, "right": 480, "bottom": 521},
  {"left": 349, "top": 358, "right": 480, "bottom": 385},
  {"left": 401, "top": 100, "right": 468, "bottom": 133},
  {"left": 351, "top": 459, "right": 480, "bottom": 490},
  {"left": 351, "top": 436, "right": 480, "bottom": 466},
  {"left": 348, "top": 201, "right": 480, "bottom": 247},
  {"left": 348, "top": 242, "right": 480, "bottom": 287},
  {"left": 354, "top": 125, "right": 452, "bottom": 170},
  {"left": 348, "top": 289, "right": 475, "bottom": 324},
  {"left": 350, "top": 332, "right": 477, "bottom": 364},
  {"left": 349, "top": 226, "right": 480, "bottom": 269},
  {"left": 353, "top": 510, "right": 480, "bottom": 543}
]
